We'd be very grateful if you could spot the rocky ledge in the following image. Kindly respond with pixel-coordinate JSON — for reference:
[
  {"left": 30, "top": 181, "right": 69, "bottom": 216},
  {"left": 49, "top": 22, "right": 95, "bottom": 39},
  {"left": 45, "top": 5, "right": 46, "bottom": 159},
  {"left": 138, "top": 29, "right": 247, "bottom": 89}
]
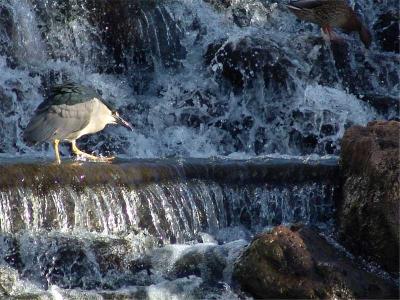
[
  {"left": 0, "top": 157, "right": 339, "bottom": 188},
  {"left": 233, "top": 225, "right": 398, "bottom": 299},
  {"left": 339, "top": 121, "right": 400, "bottom": 274}
]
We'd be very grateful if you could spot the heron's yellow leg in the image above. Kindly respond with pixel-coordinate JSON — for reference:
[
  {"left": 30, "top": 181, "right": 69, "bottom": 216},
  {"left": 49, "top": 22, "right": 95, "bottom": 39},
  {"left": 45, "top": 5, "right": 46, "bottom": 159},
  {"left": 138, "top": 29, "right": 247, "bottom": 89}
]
[
  {"left": 71, "top": 141, "right": 114, "bottom": 162},
  {"left": 53, "top": 139, "right": 61, "bottom": 164}
]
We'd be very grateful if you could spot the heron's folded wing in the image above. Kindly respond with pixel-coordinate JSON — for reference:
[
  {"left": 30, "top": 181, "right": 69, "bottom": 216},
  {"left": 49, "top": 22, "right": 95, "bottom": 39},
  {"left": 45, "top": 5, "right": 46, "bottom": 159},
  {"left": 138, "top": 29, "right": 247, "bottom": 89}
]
[{"left": 23, "top": 102, "right": 92, "bottom": 144}]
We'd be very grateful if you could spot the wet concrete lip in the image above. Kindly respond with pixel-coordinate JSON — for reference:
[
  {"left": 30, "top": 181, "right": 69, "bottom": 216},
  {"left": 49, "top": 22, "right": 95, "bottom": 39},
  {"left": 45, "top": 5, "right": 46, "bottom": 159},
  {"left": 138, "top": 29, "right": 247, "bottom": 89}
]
[
  {"left": 0, "top": 155, "right": 339, "bottom": 166},
  {"left": 0, "top": 155, "right": 340, "bottom": 188}
]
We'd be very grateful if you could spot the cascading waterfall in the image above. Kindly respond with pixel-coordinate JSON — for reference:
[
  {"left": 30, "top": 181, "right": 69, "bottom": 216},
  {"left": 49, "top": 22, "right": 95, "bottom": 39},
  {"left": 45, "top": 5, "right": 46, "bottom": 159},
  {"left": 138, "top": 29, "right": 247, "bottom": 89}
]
[
  {"left": 0, "top": 158, "right": 339, "bottom": 297},
  {"left": 0, "top": 0, "right": 397, "bottom": 157},
  {"left": 0, "top": 180, "right": 335, "bottom": 238},
  {"left": 0, "top": 0, "right": 398, "bottom": 298},
  {"left": 0, "top": 159, "right": 338, "bottom": 238}
]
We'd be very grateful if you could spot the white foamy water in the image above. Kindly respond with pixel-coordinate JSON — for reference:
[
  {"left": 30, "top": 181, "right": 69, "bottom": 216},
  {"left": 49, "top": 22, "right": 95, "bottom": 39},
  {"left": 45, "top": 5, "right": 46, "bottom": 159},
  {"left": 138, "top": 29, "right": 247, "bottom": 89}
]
[{"left": 0, "top": 0, "right": 396, "bottom": 159}]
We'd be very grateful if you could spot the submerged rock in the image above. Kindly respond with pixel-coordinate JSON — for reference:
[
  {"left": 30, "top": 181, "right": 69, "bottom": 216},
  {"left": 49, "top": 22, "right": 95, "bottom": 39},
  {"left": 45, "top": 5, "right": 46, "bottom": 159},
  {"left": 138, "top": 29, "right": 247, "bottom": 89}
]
[
  {"left": 0, "top": 3, "right": 13, "bottom": 60},
  {"left": 169, "top": 246, "right": 226, "bottom": 283},
  {"left": 204, "top": 0, "right": 274, "bottom": 28},
  {"left": 373, "top": 10, "right": 399, "bottom": 53},
  {"left": 339, "top": 120, "right": 400, "bottom": 274},
  {"left": 205, "top": 36, "right": 296, "bottom": 93},
  {"left": 0, "top": 265, "right": 18, "bottom": 296},
  {"left": 233, "top": 225, "right": 398, "bottom": 299}
]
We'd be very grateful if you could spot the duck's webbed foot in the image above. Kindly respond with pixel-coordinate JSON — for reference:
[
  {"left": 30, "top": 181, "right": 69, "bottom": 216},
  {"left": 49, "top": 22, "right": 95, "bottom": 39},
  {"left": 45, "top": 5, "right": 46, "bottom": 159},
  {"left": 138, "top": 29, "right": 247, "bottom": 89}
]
[
  {"left": 322, "top": 26, "right": 343, "bottom": 43},
  {"left": 71, "top": 141, "right": 115, "bottom": 162}
]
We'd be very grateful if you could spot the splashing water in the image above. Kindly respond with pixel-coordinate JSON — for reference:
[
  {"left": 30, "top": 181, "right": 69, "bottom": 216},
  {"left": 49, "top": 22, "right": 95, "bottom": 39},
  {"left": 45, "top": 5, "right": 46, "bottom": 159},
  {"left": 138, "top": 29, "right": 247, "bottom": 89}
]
[{"left": 0, "top": 0, "right": 397, "bottom": 158}]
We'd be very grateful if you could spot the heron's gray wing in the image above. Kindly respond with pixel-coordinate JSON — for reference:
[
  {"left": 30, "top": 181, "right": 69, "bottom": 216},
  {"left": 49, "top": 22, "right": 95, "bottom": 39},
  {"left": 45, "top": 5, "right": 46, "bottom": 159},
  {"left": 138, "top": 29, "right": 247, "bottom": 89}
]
[{"left": 23, "top": 102, "right": 93, "bottom": 144}]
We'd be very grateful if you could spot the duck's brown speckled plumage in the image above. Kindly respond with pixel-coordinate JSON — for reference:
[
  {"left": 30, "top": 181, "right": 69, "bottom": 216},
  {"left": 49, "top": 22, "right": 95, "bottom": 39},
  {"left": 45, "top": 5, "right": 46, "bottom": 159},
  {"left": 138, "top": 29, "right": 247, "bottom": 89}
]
[{"left": 286, "top": 0, "right": 372, "bottom": 48}]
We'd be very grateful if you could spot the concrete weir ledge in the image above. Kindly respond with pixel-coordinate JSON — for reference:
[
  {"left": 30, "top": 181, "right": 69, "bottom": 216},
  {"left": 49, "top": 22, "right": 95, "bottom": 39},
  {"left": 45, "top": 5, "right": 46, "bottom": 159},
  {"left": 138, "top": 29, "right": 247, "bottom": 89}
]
[{"left": 0, "top": 156, "right": 340, "bottom": 189}]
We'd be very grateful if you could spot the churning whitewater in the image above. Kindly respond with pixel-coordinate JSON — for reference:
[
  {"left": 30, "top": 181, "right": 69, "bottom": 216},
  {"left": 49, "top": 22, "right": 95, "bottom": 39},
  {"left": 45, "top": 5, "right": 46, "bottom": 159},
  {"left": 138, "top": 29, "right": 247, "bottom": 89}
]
[{"left": 0, "top": 0, "right": 396, "bottom": 159}]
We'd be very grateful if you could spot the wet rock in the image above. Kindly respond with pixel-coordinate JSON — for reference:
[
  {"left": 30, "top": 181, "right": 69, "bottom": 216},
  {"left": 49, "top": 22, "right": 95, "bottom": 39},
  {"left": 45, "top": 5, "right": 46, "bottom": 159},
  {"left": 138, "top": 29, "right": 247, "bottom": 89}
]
[
  {"left": 0, "top": 265, "right": 19, "bottom": 296},
  {"left": 0, "top": 88, "right": 16, "bottom": 153},
  {"left": 233, "top": 225, "right": 398, "bottom": 299},
  {"left": 0, "top": 232, "right": 160, "bottom": 290},
  {"left": 339, "top": 121, "right": 400, "bottom": 274},
  {"left": 205, "top": 36, "right": 296, "bottom": 93},
  {"left": 37, "top": 237, "right": 101, "bottom": 289},
  {"left": 172, "top": 90, "right": 225, "bottom": 129},
  {"left": 289, "top": 129, "right": 319, "bottom": 154},
  {"left": 329, "top": 34, "right": 398, "bottom": 98},
  {"left": 32, "top": 0, "right": 186, "bottom": 93},
  {"left": 203, "top": 0, "right": 234, "bottom": 10},
  {"left": 86, "top": 1, "right": 186, "bottom": 78},
  {"left": 373, "top": 10, "right": 399, "bottom": 53},
  {"left": 0, "top": 4, "right": 13, "bottom": 59},
  {"left": 93, "top": 239, "right": 134, "bottom": 273},
  {"left": 361, "top": 94, "right": 400, "bottom": 120},
  {"left": 0, "top": 265, "right": 49, "bottom": 299},
  {"left": 204, "top": 0, "right": 274, "bottom": 28},
  {"left": 0, "top": 87, "right": 14, "bottom": 114},
  {"left": 169, "top": 247, "right": 226, "bottom": 283}
]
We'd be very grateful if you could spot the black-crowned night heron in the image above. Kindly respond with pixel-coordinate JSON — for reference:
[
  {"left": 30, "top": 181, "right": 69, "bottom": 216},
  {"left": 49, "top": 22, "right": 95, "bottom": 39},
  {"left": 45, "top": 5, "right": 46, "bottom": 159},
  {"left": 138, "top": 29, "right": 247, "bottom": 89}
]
[
  {"left": 286, "top": 0, "right": 372, "bottom": 48},
  {"left": 23, "top": 83, "right": 133, "bottom": 164}
]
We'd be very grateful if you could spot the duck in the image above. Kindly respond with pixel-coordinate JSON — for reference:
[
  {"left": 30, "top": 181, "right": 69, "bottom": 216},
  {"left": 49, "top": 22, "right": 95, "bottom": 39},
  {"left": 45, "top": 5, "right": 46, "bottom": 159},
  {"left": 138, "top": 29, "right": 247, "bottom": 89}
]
[{"left": 286, "top": 0, "right": 372, "bottom": 48}]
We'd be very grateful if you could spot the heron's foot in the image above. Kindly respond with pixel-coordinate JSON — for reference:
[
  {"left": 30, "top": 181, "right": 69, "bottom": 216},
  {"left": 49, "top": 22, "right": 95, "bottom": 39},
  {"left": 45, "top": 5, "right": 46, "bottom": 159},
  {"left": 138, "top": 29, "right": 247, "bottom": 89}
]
[
  {"left": 52, "top": 139, "right": 61, "bottom": 165},
  {"left": 100, "top": 156, "right": 115, "bottom": 162},
  {"left": 71, "top": 141, "right": 114, "bottom": 163},
  {"left": 74, "top": 149, "right": 114, "bottom": 162}
]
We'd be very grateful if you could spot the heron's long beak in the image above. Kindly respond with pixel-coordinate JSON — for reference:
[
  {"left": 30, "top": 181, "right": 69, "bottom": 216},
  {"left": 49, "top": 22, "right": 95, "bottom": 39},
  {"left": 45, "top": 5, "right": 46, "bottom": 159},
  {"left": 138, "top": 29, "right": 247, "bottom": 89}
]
[{"left": 115, "top": 114, "right": 134, "bottom": 131}]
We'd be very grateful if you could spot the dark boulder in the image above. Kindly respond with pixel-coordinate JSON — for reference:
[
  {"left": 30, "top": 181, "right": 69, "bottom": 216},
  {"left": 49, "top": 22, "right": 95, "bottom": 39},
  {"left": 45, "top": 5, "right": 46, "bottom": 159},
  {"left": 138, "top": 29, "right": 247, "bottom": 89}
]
[
  {"left": 0, "top": 4, "right": 13, "bottom": 60},
  {"left": 31, "top": 0, "right": 186, "bottom": 93},
  {"left": 203, "top": 0, "right": 274, "bottom": 28},
  {"left": 329, "top": 40, "right": 398, "bottom": 98},
  {"left": 233, "top": 225, "right": 398, "bottom": 299},
  {"left": 203, "top": 0, "right": 234, "bottom": 10},
  {"left": 204, "top": 36, "right": 296, "bottom": 94},
  {"left": 361, "top": 94, "right": 400, "bottom": 120},
  {"left": 169, "top": 247, "right": 226, "bottom": 283},
  {"left": 373, "top": 10, "right": 399, "bottom": 53},
  {"left": 339, "top": 120, "right": 400, "bottom": 274}
]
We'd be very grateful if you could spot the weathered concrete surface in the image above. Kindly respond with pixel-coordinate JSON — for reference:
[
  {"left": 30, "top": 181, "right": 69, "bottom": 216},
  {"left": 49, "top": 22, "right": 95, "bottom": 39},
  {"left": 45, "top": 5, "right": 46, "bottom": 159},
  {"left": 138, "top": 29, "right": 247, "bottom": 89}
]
[
  {"left": 0, "top": 157, "right": 339, "bottom": 188},
  {"left": 339, "top": 121, "right": 400, "bottom": 274},
  {"left": 233, "top": 225, "right": 398, "bottom": 299}
]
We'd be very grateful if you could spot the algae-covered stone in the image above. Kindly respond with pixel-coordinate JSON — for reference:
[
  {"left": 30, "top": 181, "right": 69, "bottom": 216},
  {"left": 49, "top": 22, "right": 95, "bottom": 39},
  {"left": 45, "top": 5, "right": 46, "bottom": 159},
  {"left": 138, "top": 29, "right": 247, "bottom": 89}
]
[
  {"left": 0, "top": 265, "right": 19, "bottom": 296},
  {"left": 233, "top": 225, "right": 398, "bottom": 299},
  {"left": 339, "top": 121, "right": 400, "bottom": 273}
]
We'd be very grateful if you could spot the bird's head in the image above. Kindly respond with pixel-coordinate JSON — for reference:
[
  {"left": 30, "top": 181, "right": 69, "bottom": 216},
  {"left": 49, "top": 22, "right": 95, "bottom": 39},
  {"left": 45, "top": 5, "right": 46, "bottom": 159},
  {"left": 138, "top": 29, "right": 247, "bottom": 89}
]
[{"left": 112, "top": 111, "right": 134, "bottom": 131}]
